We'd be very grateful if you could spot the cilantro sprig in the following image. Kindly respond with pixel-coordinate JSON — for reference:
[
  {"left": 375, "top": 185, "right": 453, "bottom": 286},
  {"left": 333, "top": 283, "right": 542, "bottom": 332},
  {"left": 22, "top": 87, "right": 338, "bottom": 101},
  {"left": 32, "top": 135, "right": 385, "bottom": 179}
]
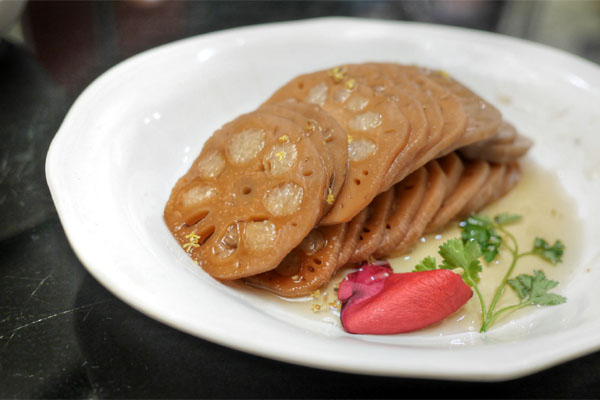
[{"left": 413, "top": 213, "right": 566, "bottom": 332}]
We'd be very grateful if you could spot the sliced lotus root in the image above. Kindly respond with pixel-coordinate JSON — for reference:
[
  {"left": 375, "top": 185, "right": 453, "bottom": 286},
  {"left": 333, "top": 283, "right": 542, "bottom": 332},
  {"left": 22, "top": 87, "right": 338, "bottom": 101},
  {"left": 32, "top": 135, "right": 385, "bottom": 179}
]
[
  {"left": 462, "top": 161, "right": 522, "bottom": 217},
  {"left": 438, "top": 152, "right": 465, "bottom": 197},
  {"left": 392, "top": 160, "right": 447, "bottom": 255},
  {"left": 426, "top": 159, "right": 491, "bottom": 233},
  {"left": 423, "top": 68, "right": 502, "bottom": 154},
  {"left": 349, "top": 187, "right": 395, "bottom": 263},
  {"left": 460, "top": 132, "right": 533, "bottom": 163},
  {"left": 265, "top": 66, "right": 411, "bottom": 225},
  {"left": 373, "top": 64, "right": 446, "bottom": 188},
  {"left": 340, "top": 64, "right": 430, "bottom": 192},
  {"left": 397, "top": 66, "right": 467, "bottom": 154},
  {"left": 374, "top": 166, "right": 428, "bottom": 258},
  {"left": 245, "top": 223, "right": 347, "bottom": 297},
  {"left": 164, "top": 111, "right": 328, "bottom": 280},
  {"left": 484, "top": 120, "right": 518, "bottom": 145},
  {"left": 260, "top": 101, "right": 348, "bottom": 210},
  {"left": 497, "top": 161, "right": 522, "bottom": 200},
  {"left": 336, "top": 207, "right": 370, "bottom": 268},
  {"left": 460, "top": 163, "right": 506, "bottom": 216},
  {"left": 258, "top": 105, "right": 335, "bottom": 214}
]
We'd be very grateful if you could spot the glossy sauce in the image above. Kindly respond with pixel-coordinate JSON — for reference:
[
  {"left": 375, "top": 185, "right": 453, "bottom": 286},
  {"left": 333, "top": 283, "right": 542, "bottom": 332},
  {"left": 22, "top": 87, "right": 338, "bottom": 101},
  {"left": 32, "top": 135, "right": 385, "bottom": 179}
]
[{"left": 233, "top": 161, "right": 582, "bottom": 335}]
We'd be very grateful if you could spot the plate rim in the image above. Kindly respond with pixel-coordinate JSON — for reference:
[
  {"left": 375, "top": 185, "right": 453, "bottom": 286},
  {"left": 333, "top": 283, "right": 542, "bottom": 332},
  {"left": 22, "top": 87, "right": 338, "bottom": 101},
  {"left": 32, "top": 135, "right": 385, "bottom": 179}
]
[{"left": 46, "top": 16, "right": 600, "bottom": 381}]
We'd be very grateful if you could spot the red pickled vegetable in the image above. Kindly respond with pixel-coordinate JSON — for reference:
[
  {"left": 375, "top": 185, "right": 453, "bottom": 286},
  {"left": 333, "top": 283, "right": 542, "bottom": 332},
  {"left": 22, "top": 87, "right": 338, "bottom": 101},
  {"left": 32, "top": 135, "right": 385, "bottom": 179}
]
[{"left": 338, "top": 263, "right": 472, "bottom": 334}]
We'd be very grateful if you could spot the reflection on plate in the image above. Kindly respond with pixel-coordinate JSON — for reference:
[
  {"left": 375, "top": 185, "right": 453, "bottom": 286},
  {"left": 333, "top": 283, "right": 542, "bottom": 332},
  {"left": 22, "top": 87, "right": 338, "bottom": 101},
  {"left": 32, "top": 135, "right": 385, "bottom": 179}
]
[{"left": 46, "top": 18, "right": 600, "bottom": 381}]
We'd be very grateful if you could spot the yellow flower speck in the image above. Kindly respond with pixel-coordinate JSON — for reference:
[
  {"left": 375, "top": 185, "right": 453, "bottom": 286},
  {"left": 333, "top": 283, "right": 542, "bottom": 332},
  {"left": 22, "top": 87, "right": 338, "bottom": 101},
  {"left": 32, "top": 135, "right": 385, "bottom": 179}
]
[
  {"left": 328, "top": 66, "right": 346, "bottom": 83},
  {"left": 329, "top": 300, "right": 341, "bottom": 310},
  {"left": 278, "top": 135, "right": 289, "bottom": 143},
  {"left": 347, "top": 135, "right": 353, "bottom": 144},
  {"left": 311, "top": 289, "right": 321, "bottom": 298},
  {"left": 276, "top": 151, "right": 286, "bottom": 161},
  {"left": 326, "top": 188, "right": 335, "bottom": 205},
  {"left": 312, "top": 304, "right": 322, "bottom": 313},
  {"left": 345, "top": 78, "right": 356, "bottom": 90},
  {"left": 183, "top": 232, "right": 201, "bottom": 252}
]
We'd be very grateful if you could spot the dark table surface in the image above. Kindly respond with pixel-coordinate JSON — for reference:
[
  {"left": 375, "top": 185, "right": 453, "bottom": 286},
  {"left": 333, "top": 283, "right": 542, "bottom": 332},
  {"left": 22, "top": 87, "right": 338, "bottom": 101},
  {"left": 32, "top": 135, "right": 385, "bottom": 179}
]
[{"left": 2, "top": 1, "right": 600, "bottom": 398}]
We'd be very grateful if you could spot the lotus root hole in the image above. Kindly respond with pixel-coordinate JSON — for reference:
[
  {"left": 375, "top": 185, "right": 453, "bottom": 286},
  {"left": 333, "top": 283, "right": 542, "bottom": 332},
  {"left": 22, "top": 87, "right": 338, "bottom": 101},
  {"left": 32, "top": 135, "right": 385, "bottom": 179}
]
[
  {"left": 195, "top": 225, "right": 215, "bottom": 246},
  {"left": 242, "top": 187, "right": 252, "bottom": 195},
  {"left": 348, "top": 111, "right": 382, "bottom": 131},
  {"left": 263, "top": 143, "right": 298, "bottom": 176},
  {"left": 264, "top": 182, "right": 304, "bottom": 217},
  {"left": 333, "top": 87, "right": 352, "bottom": 104},
  {"left": 362, "top": 170, "right": 369, "bottom": 176},
  {"left": 196, "top": 151, "right": 226, "bottom": 178},
  {"left": 184, "top": 210, "right": 209, "bottom": 226},
  {"left": 302, "top": 170, "right": 313, "bottom": 177},
  {"left": 299, "top": 230, "right": 326, "bottom": 255},
  {"left": 354, "top": 178, "right": 361, "bottom": 186},
  {"left": 181, "top": 185, "right": 216, "bottom": 208},
  {"left": 306, "top": 82, "right": 328, "bottom": 106},
  {"left": 243, "top": 220, "right": 277, "bottom": 252},
  {"left": 345, "top": 95, "right": 369, "bottom": 112},
  {"left": 348, "top": 139, "right": 377, "bottom": 162},
  {"left": 213, "top": 224, "right": 239, "bottom": 259},
  {"left": 228, "top": 128, "right": 266, "bottom": 164}
]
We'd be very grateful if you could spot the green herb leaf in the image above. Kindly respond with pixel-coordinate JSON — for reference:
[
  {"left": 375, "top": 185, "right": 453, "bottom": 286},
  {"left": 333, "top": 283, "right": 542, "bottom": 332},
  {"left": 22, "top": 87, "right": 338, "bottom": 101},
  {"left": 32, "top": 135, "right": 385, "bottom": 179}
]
[
  {"left": 507, "top": 270, "right": 566, "bottom": 305},
  {"left": 438, "top": 238, "right": 482, "bottom": 285},
  {"left": 413, "top": 256, "right": 437, "bottom": 272},
  {"left": 494, "top": 213, "right": 522, "bottom": 225},
  {"left": 460, "top": 215, "right": 502, "bottom": 262},
  {"left": 532, "top": 237, "right": 564, "bottom": 264}
]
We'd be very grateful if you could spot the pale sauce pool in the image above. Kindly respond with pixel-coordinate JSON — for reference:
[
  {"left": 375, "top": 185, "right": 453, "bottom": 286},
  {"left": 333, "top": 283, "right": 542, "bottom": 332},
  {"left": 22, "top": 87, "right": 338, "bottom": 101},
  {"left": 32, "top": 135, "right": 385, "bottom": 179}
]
[{"left": 231, "top": 161, "right": 583, "bottom": 335}]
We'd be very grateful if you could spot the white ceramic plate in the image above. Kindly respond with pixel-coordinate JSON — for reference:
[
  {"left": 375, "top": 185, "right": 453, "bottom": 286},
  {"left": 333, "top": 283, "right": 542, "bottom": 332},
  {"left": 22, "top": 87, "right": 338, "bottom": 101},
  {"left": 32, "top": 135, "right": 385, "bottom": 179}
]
[{"left": 46, "top": 18, "right": 600, "bottom": 381}]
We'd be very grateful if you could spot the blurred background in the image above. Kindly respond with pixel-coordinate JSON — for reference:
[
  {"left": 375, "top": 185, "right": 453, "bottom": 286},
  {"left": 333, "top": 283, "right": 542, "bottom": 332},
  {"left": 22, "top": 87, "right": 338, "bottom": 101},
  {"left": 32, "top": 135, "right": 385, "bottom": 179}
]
[
  {"left": 3, "top": 0, "right": 600, "bottom": 95},
  {"left": 1, "top": 1, "right": 599, "bottom": 398}
]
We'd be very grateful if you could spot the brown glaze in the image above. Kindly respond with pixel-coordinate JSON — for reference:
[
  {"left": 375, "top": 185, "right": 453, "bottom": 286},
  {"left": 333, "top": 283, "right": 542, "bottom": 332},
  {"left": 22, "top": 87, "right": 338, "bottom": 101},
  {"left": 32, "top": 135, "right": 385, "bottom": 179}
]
[
  {"left": 427, "top": 159, "right": 491, "bottom": 233},
  {"left": 342, "top": 64, "right": 430, "bottom": 193},
  {"left": 349, "top": 187, "right": 395, "bottom": 263},
  {"left": 392, "top": 160, "right": 447, "bottom": 255},
  {"left": 461, "top": 162, "right": 506, "bottom": 216},
  {"left": 424, "top": 68, "right": 503, "bottom": 154},
  {"left": 245, "top": 223, "right": 347, "bottom": 297},
  {"left": 164, "top": 111, "right": 328, "bottom": 280},
  {"left": 375, "top": 166, "right": 428, "bottom": 258},
  {"left": 265, "top": 68, "right": 411, "bottom": 225},
  {"left": 165, "top": 63, "right": 530, "bottom": 293},
  {"left": 438, "top": 152, "right": 465, "bottom": 198},
  {"left": 258, "top": 103, "right": 337, "bottom": 216},
  {"left": 336, "top": 207, "right": 370, "bottom": 268},
  {"left": 460, "top": 132, "right": 533, "bottom": 163}
]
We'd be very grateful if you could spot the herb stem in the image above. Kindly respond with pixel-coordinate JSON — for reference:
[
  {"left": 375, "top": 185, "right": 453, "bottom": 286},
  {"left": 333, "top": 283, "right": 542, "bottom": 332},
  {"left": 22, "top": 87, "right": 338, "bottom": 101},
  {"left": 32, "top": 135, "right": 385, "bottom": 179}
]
[
  {"left": 471, "top": 283, "right": 487, "bottom": 329},
  {"left": 517, "top": 250, "right": 536, "bottom": 258},
  {"left": 481, "top": 302, "right": 530, "bottom": 332},
  {"left": 485, "top": 224, "right": 520, "bottom": 323}
]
